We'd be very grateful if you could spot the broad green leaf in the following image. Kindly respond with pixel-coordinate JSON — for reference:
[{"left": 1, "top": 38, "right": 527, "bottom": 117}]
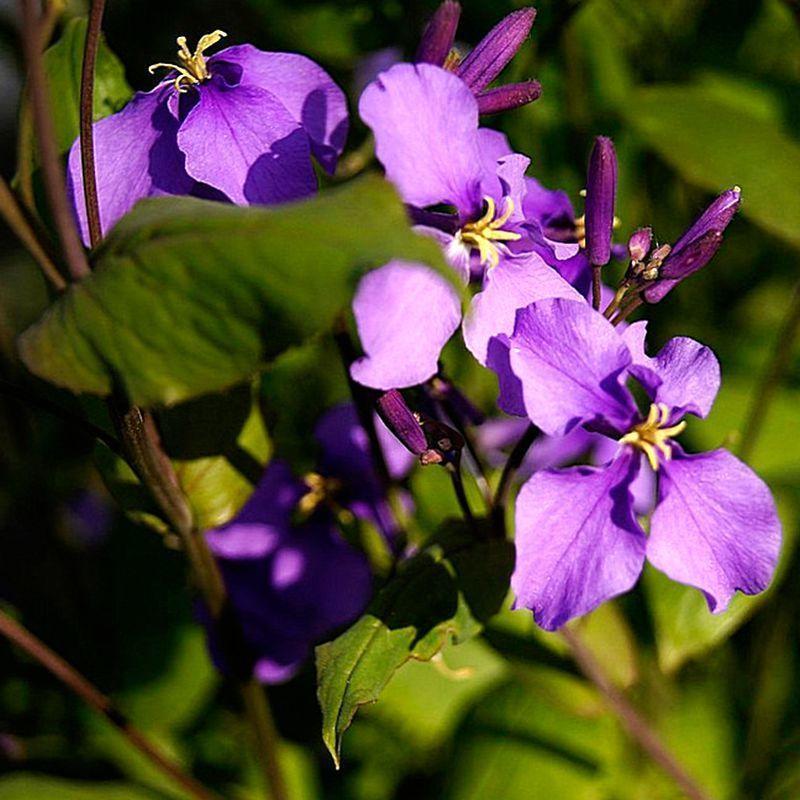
[
  {"left": 625, "top": 84, "right": 800, "bottom": 248},
  {"left": 18, "top": 176, "right": 450, "bottom": 407},
  {"left": 315, "top": 518, "right": 513, "bottom": 766},
  {"left": 16, "top": 17, "right": 132, "bottom": 185},
  {"left": 0, "top": 775, "right": 156, "bottom": 800}
]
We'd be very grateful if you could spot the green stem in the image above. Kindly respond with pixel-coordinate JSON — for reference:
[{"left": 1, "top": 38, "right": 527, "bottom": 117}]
[
  {"left": 738, "top": 280, "right": 800, "bottom": 462},
  {"left": 591, "top": 264, "right": 602, "bottom": 310},
  {"left": 493, "top": 423, "right": 538, "bottom": 511},
  {"left": 0, "top": 607, "right": 222, "bottom": 800}
]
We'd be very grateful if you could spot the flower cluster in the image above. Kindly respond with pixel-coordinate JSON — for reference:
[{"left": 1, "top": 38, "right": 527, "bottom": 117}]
[{"left": 74, "top": 2, "right": 781, "bottom": 680}]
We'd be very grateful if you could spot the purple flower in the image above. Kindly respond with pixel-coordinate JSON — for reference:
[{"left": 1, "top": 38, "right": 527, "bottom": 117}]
[
  {"left": 351, "top": 63, "right": 581, "bottom": 390},
  {"left": 204, "top": 403, "right": 409, "bottom": 682},
  {"left": 68, "top": 31, "right": 348, "bottom": 242},
  {"left": 495, "top": 298, "right": 780, "bottom": 630},
  {"left": 416, "top": 3, "right": 541, "bottom": 115}
]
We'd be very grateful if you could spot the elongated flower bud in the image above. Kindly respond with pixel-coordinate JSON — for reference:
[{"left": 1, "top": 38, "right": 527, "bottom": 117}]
[
  {"left": 476, "top": 80, "right": 542, "bottom": 114},
  {"left": 415, "top": 1, "right": 462, "bottom": 66},
  {"left": 584, "top": 136, "right": 617, "bottom": 267},
  {"left": 455, "top": 7, "right": 536, "bottom": 93},
  {"left": 376, "top": 390, "right": 427, "bottom": 456},
  {"left": 628, "top": 227, "right": 652, "bottom": 263}
]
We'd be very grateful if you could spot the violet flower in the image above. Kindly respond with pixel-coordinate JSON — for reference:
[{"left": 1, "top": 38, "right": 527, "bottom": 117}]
[
  {"left": 416, "top": 3, "right": 541, "bottom": 114},
  {"left": 68, "top": 31, "right": 348, "bottom": 243},
  {"left": 494, "top": 297, "right": 780, "bottom": 630},
  {"left": 204, "top": 403, "right": 410, "bottom": 682},
  {"left": 350, "top": 63, "right": 581, "bottom": 390}
]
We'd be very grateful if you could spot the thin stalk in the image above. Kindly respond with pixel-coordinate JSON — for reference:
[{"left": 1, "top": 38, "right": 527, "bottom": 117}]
[
  {"left": 0, "top": 377, "right": 122, "bottom": 455},
  {"left": 591, "top": 264, "right": 602, "bottom": 310},
  {"left": 447, "top": 462, "right": 474, "bottom": 523},
  {"left": 738, "top": 280, "right": 800, "bottom": 461},
  {"left": 0, "top": 175, "right": 66, "bottom": 290},
  {"left": 493, "top": 422, "right": 537, "bottom": 510},
  {"left": 241, "top": 679, "right": 289, "bottom": 800},
  {"left": 19, "top": 0, "right": 90, "bottom": 281},
  {"left": 0, "top": 608, "right": 222, "bottom": 800},
  {"left": 603, "top": 282, "right": 629, "bottom": 320},
  {"left": 79, "top": 0, "right": 106, "bottom": 247},
  {"left": 611, "top": 295, "right": 643, "bottom": 326},
  {"left": 562, "top": 628, "right": 713, "bottom": 800}
]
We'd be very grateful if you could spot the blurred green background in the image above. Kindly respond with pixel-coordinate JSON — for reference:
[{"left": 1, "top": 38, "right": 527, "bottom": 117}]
[{"left": 1, "top": 0, "right": 799, "bottom": 797}]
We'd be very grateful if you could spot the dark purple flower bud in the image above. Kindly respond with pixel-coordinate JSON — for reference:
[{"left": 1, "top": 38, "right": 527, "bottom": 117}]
[
  {"left": 643, "top": 231, "right": 723, "bottom": 303},
  {"left": 627, "top": 227, "right": 652, "bottom": 263},
  {"left": 415, "top": 1, "right": 462, "bottom": 66},
  {"left": 671, "top": 187, "right": 741, "bottom": 254},
  {"left": 455, "top": 7, "right": 536, "bottom": 93},
  {"left": 376, "top": 390, "right": 428, "bottom": 456},
  {"left": 476, "top": 79, "right": 542, "bottom": 114},
  {"left": 584, "top": 136, "right": 617, "bottom": 267}
]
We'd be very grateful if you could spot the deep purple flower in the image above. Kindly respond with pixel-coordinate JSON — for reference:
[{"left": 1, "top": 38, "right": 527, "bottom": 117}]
[
  {"left": 68, "top": 31, "right": 348, "bottom": 243},
  {"left": 204, "top": 404, "right": 410, "bottom": 682},
  {"left": 584, "top": 136, "right": 617, "bottom": 267},
  {"left": 416, "top": 4, "right": 541, "bottom": 115},
  {"left": 351, "top": 63, "right": 581, "bottom": 390},
  {"left": 642, "top": 188, "right": 741, "bottom": 303},
  {"left": 494, "top": 297, "right": 780, "bottom": 630}
]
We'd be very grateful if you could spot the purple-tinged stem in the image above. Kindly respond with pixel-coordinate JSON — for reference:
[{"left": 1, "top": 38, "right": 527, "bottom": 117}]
[
  {"left": 562, "top": 627, "right": 713, "bottom": 800},
  {"left": 493, "top": 422, "right": 537, "bottom": 511},
  {"left": 739, "top": 280, "right": 800, "bottom": 461},
  {"left": 18, "top": 0, "right": 90, "bottom": 281},
  {"left": 79, "top": 0, "right": 106, "bottom": 248},
  {"left": 0, "top": 608, "right": 222, "bottom": 800}
]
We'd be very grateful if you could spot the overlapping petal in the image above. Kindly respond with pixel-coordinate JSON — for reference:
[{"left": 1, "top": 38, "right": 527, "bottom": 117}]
[
  {"left": 359, "top": 63, "right": 484, "bottom": 217},
  {"left": 177, "top": 78, "right": 317, "bottom": 205},
  {"left": 647, "top": 448, "right": 781, "bottom": 612},
  {"left": 506, "top": 298, "right": 638, "bottom": 436},
  {"left": 350, "top": 261, "right": 462, "bottom": 390},
  {"left": 512, "top": 452, "right": 646, "bottom": 630}
]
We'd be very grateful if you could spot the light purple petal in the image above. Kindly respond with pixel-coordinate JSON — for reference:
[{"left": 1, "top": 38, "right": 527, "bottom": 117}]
[
  {"left": 593, "top": 437, "right": 655, "bottom": 515},
  {"left": 211, "top": 45, "right": 348, "bottom": 173},
  {"left": 486, "top": 335, "right": 526, "bottom": 417},
  {"left": 512, "top": 452, "right": 646, "bottom": 630},
  {"left": 177, "top": 79, "right": 316, "bottom": 205},
  {"left": 376, "top": 413, "right": 417, "bottom": 480},
  {"left": 463, "top": 251, "right": 582, "bottom": 365},
  {"left": 647, "top": 448, "right": 781, "bottom": 612},
  {"left": 350, "top": 261, "right": 462, "bottom": 390},
  {"left": 67, "top": 86, "right": 193, "bottom": 244},
  {"left": 507, "top": 298, "right": 638, "bottom": 436},
  {"left": 359, "top": 63, "right": 483, "bottom": 217},
  {"left": 415, "top": 225, "right": 472, "bottom": 283}
]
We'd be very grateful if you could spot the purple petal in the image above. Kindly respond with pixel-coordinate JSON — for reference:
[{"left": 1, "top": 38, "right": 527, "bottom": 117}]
[
  {"left": 455, "top": 8, "right": 536, "bottom": 93},
  {"left": 359, "top": 63, "right": 483, "bottom": 216},
  {"left": 354, "top": 47, "right": 403, "bottom": 98},
  {"left": 462, "top": 251, "right": 582, "bottom": 365},
  {"left": 648, "top": 448, "right": 781, "bottom": 612},
  {"left": 651, "top": 337, "right": 721, "bottom": 419},
  {"left": 512, "top": 453, "right": 646, "bottom": 630},
  {"left": 477, "top": 80, "right": 542, "bottom": 114},
  {"left": 177, "top": 79, "right": 316, "bottom": 205},
  {"left": 205, "top": 461, "right": 304, "bottom": 559},
  {"left": 628, "top": 227, "right": 652, "bottom": 262},
  {"left": 672, "top": 187, "right": 741, "bottom": 254},
  {"left": 211, "top": 45, "right": 348, "bottom": 173},
  {"left": 375, "top": 409, "right": 418, "bottom": 479},
  {"left": 584, "top": 136, "right": 617, "bottom": 267},
  {"left": 350, "top": 261, "right": 462, "bottom": 390},
  {"left": 487, "top": 335, "right": 526, "bottom": 417},
  {"left": 415, "top": 0, "right": 462, "bottom": 66},
  {"left": 67, "top": 86, "right": 193, "bottom": 244},
  {"left": 522, "top": 176, "right": 576, "bottom": 234},
  {"left": 593, "top": 436, "right": 655, "bottom": 515},
  {"left": 507, "top": 298, "right": 638, "bottom": 436}
]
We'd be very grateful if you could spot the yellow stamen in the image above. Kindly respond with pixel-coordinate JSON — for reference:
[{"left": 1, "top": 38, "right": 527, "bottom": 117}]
[
  {"left": 459, "top": 196, "right": 522, "bottom": 269},
  {"left": 297, "top": 472, "right": 342, "bottom": 516},
  {"left": 618, "top": 403, "right": 686, "bottom": 471},
  {"left": 148, "top": 30, "right": 227, "bottom": 93}
]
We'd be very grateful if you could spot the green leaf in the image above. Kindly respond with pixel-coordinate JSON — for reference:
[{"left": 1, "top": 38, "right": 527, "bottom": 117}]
[
  {"left": 0, "top": 775, "right": 156, "bottom": 800},
  {"left": 16, "top": 17, "right": 132, "bottom": 183},
  {"left": 625, "top": 84, "right": 800, "bottom": 248},
  {"left": 315, "top": 519, "right": 513, "bottom": 766},
  {"left": 18, "top": 176, "right": 450, "bottom": 407}
]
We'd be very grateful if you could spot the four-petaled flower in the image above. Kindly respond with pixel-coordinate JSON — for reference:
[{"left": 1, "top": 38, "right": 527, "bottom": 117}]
[
  {"left": 495, "top": 297, "right": 780, "bottom": 630},
  {"left": 68, "top": 31, "right": 348, "bottom": 243}
]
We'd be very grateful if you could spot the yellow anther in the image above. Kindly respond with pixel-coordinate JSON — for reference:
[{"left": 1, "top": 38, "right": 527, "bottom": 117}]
[
  {"left": 619, "top": 402, "right": 686, "bottom": 471},
  {"left": 458, "top": 196, "right": 522, "bottom": 269},
  {"left": 297, "top": 472, "right": 342, "bottom": 516},
  {"left": 149, "top": 30, "right": 227, "bottom": 93}
]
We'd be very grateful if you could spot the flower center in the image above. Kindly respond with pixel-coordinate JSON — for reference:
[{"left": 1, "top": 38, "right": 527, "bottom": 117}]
[
  {"left": 297, "top": 472, "right": 342, "bottom": 516},
  {"left": 458, "top": 196, "right": 521, "bottom": 269},
  {"left": 618, "top": 402, "right": 686, "bottom": 471},
  {"left": 148, "top": 30, "right": 227, "bottom": 93}
]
